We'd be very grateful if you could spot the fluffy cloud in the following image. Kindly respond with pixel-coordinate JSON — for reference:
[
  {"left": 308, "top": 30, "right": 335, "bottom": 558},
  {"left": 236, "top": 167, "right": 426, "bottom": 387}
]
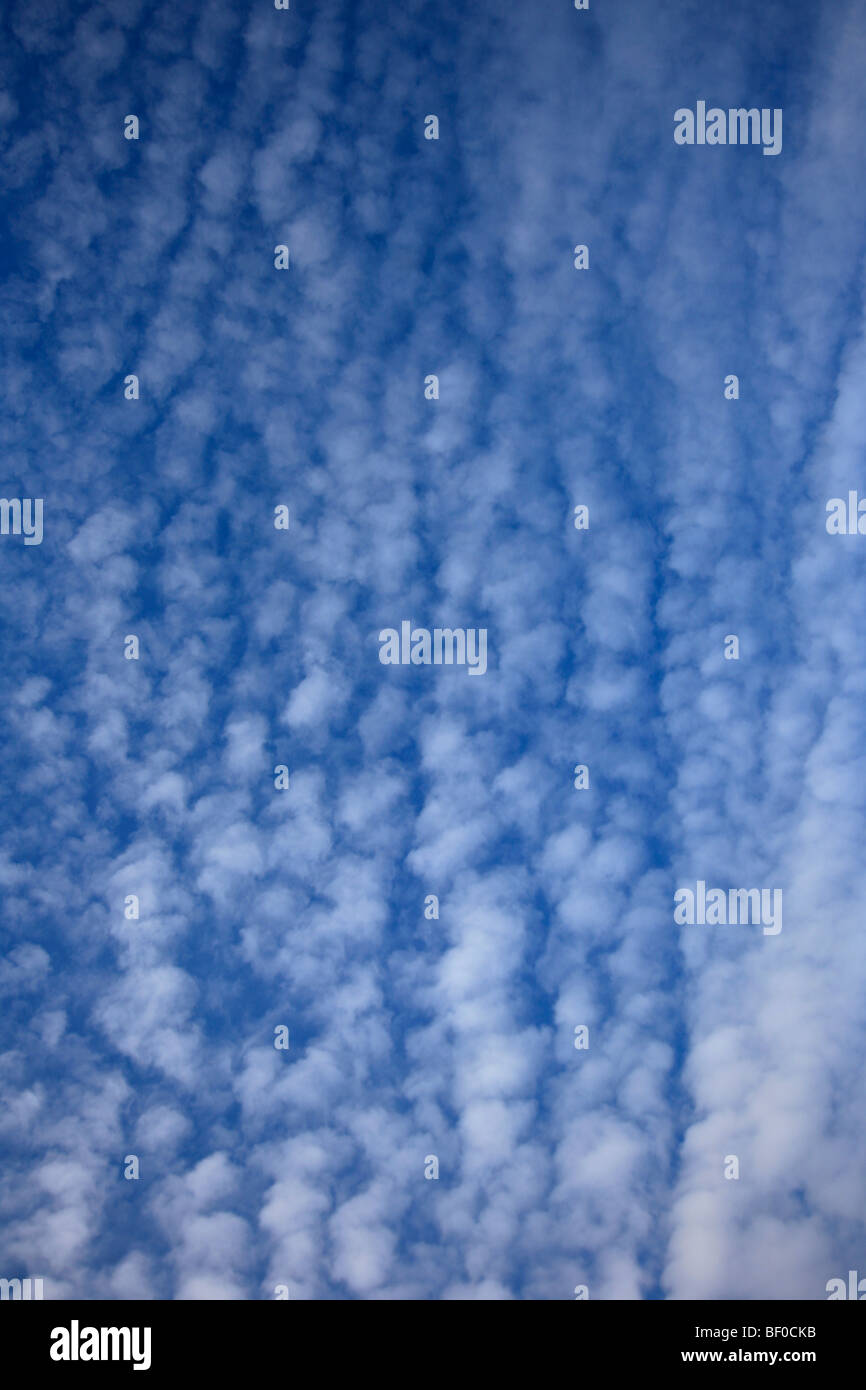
[{"left": 0, "top": 0, "right": 864, "bottom": 1303}]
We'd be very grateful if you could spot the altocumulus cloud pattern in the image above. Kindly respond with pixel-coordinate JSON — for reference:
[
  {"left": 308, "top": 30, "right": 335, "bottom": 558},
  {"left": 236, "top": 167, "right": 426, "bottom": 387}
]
[{"left": 1, "top": 0, "right": 865, "bottom": 1303}]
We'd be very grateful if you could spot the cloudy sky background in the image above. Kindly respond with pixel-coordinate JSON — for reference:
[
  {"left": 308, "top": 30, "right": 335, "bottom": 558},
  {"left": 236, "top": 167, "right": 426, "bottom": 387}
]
[{"left": 1, "top": 0, "right": 865, "bottom": 1299}]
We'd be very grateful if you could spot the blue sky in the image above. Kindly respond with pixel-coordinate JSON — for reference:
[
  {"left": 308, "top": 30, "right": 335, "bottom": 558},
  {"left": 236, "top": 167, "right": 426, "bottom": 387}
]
[{"left": 1, "top": 0, "right": 865, "bottom": 1300}]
